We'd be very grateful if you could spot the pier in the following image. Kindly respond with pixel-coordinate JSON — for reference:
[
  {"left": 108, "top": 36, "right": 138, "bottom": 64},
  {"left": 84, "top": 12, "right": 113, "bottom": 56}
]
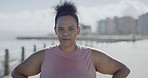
[{"left": 16, "top": 35, "right": 147, "bottom": 42}]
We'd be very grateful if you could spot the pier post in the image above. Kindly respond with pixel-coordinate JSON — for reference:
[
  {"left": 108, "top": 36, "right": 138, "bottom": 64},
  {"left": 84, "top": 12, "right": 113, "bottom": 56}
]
[
  {"left": 43, "top": 43, "right": 46, "bottom": 48},
  {"left": 34, "top": 45, "right": 36, "bottom": 52},
  {"left": 4, "top": 49, "right": 9, "bottom": 75},
  {"left": 21, "top": 47, "right": 25, "bottom": 61}
]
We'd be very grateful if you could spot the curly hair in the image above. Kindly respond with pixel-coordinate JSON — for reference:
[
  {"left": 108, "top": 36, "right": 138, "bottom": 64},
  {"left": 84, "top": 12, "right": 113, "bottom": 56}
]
[{"left": 54, "top": 1, "right": 79, "bottom": 27}]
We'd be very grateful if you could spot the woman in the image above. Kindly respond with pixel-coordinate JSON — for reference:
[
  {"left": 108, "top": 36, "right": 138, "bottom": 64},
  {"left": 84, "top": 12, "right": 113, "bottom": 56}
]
[{"left": 11, "top": 1, "right": 130, "bottom": 78}]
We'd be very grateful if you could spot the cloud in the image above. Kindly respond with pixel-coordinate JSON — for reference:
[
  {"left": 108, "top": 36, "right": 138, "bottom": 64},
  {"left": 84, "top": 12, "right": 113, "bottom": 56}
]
[
  {"left": 0, "top": 0, "right": 148, "bottom": 35},
  {"left": 119, "top": 0, "right": 148, "bottom": 18},
  {"left": 0, "top": 9, "right": 55, "bottom": 34}
]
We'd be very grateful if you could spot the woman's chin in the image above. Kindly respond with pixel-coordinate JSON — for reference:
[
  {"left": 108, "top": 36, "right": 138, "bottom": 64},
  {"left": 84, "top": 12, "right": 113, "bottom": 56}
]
[
  {"left": 61, "top": 43, "right": 71, "bottom": 47},
  {"left": 60, "top": 41, "right": 73, "bottom": 47}
]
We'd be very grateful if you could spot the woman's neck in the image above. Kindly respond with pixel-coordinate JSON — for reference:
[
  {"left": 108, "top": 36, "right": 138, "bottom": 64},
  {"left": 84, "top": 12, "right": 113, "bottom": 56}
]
[{"left": 59, "top": 44, "right": 77, "bottom": 52}]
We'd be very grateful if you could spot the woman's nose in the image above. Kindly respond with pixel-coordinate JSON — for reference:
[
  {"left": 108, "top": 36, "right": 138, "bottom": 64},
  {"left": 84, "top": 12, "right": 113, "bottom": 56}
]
[{"left": 62, "top": 30, "right": 70, "bottom": 36}]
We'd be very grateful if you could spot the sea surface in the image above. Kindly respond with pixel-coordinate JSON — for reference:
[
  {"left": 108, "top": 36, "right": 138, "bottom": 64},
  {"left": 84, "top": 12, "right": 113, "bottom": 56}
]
[{"left": 0, "top": 39, "right": 148, "bottom": 78}]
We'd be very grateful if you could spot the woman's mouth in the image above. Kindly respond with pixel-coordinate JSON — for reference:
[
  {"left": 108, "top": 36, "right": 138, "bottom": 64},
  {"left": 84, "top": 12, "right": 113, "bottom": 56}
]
[
  {"left": 62, "top": 39, "right": 70, "bottom": 40},
  {"left": 62, "top": 38, "right": 71, "bottom": 41}
]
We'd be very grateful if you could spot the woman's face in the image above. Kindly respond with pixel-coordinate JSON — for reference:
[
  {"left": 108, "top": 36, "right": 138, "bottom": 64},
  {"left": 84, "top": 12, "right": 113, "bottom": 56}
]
[{"left": 55, "top": 15, "right": 80, "bottom": 47}]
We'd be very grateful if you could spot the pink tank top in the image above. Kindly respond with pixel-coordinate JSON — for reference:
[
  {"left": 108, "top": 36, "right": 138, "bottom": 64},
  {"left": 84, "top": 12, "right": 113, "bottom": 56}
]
[{"left": 40, "top": 45, "right": 96, "bottom": 78}]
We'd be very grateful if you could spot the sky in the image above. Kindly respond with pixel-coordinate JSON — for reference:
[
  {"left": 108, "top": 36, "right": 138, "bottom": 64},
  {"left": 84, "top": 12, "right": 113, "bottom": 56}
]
[{"left": 0, "top": 0, "right": 148, "bottom": 38}]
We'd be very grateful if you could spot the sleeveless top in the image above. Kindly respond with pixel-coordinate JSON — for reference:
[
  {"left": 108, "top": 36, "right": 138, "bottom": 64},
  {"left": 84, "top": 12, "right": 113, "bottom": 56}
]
[{"left": 40, "top": 45, "right": 96, "bottom": 78}]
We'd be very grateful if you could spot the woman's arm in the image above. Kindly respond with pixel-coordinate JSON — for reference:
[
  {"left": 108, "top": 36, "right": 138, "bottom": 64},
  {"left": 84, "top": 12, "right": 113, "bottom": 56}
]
[
  {"left": 11, "top": 50, "right": 45, "bottom": 78},
  {"left": 91, "top": 50, "right": 130, "bottom": 78}
]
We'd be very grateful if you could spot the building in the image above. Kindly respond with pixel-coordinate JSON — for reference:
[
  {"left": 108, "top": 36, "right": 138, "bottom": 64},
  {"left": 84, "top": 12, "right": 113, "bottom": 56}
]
[
  {"left": 98, "top": 18, "right": 116, "bottom": 35},
  {"left": 98, "top": 19, "right": 107, "bottom": 35},
  {"left": 98, "top": 16, "right": 137, "bottom": 35},
  {"left": 106, "top": 18, "right": 116, "bottom": 35},
  {"left": 80, "top": 24, "right": 91, "bottom": 35},
  {"left": 117, "top": 16, "right": 137, "bottom": 35},
  {"left": 137, "top": 13, "right": 148, "bottom": 35}
]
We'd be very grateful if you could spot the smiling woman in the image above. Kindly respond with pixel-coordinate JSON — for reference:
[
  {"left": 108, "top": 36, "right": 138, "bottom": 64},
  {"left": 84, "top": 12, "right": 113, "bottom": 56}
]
[{"left": 11, "top": 1, "right": 130, "bottom": 78}]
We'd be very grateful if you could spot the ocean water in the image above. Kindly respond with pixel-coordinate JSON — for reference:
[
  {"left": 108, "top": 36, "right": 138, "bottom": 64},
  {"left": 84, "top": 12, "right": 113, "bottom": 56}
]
[{"left": 0, "top": 39, "right": 148, "bottom": 78}]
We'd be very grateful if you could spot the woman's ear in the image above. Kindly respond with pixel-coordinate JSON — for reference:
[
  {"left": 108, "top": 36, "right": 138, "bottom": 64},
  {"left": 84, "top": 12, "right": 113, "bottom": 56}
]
[
  {"left": 54, "top": 27, "right": 57, "bottom": 35},
  {"left": 77, "top": 26, "right": 80, "bottom": 35}
]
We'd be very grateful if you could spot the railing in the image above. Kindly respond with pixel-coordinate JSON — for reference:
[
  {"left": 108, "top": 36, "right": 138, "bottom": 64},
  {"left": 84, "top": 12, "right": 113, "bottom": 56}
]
[{"left": 0, "top": 43, "right": 49, "bottom": 77}]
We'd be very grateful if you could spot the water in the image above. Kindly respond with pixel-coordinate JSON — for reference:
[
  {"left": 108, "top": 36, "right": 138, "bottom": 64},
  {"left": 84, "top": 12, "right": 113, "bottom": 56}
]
[{"left": 0, "top": 39, "right": 148, "bottom": 78}]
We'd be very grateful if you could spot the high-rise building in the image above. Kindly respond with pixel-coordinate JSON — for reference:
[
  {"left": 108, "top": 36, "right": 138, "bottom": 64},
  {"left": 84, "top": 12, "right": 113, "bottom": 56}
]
[
  {"left": 117, "top": 16, "right": 137, "bottom": 35},
  {"left": 98, "top": 16, "right": 137, "bottom": 35},
  {"left": 114, "top": 17, "right": 120, "bottom": 35},
  {"left": 98, "top": 18, "right": 116, "bottom": 35},
  {"left": 98, "top": 19, "right": 107, "bottom": 35},
  {"left": 137, "top": 13, "right": 148, "bottom": 35},
  {"left": 106, "top": 18, "right": 116, "bottom": 35}
]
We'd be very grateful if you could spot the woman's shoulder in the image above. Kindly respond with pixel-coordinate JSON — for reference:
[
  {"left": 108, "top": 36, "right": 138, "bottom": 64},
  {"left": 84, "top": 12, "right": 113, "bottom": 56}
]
[
  {"left": 78, "top": 45, "right": 99, "bottom": 51},
  {"left": 29, "top": 45, "right": 58, "bottom": 64},
  {"left": 78, "top": 45, "right": 105, "bottom": 56},
  {"left": 35, "top": 45, "right": 58, "bottom": 53},
  {"left": 31, "top": 45, "right": 57, "bottom": 58}
]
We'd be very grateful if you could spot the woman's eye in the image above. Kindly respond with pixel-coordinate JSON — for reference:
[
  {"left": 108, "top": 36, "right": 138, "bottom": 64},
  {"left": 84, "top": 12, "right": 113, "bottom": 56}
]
[
  {"left": 58, "top": 28, "right": 64, "bottom": 31},
  {"left": 69, "top": 28, "right": 74, "bottom": 31}
]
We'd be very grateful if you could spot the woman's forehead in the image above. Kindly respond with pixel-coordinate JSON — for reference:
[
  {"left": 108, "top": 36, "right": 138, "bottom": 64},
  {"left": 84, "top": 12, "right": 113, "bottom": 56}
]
[
  {"left": 56, "top": 15, "right": 77, "bottom": 27},
  {"left": 57, "top": 25, "right": 75, "bottom": 28}
]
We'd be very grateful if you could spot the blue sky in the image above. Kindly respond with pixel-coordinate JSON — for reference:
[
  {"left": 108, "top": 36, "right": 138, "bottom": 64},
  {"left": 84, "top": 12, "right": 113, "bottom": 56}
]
[{"left": 0, "top": 0, "right": 148, "bottom": 38}]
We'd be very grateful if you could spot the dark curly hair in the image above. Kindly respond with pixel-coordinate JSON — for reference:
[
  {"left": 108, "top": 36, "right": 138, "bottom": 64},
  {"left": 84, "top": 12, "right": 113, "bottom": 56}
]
[{"left": 54, "top": 1, "right": 79, "bottom": 27}]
